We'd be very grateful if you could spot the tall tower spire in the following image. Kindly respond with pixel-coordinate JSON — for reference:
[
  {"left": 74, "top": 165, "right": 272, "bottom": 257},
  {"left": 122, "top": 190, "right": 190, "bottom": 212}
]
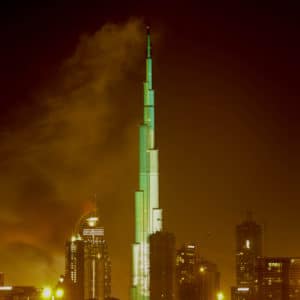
[
  {"left": 131, "top": 27, "right": 162, "bottom": 300},
  {"left": 146, "top": 26, "right": 151, "bottom": 58},
  {"left": 146, "top": 26, "right": 152, "bottom": 90}
]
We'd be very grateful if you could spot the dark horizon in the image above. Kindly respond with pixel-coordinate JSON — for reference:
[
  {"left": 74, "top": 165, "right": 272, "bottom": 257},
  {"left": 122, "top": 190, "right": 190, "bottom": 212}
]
[{"left": 0, "top": 2, "right": 299, "bottom": 299}]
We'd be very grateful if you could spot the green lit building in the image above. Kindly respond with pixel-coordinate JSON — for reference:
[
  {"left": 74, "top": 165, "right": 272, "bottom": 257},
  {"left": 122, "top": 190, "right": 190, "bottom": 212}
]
[{"left": 131, "top": 28, "right": 163, "bottom": 300}]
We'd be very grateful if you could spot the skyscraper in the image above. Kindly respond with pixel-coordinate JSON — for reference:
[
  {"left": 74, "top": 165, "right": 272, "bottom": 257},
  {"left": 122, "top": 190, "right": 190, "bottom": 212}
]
[
  {"left": 150, "top": 232, "right": 176, "bottom": 300},
  {"left": 256, "top": 257, "right": 300, "bottom": 300},
  {"left": 198, "top": 260, "right": 220, "bottom": 300},
  {"left": 65, "top": 236, "right": 84, "bottom": 300},
  {"left": 176, "top": 244, "right": 220, "bottom": 300},
  {"left": 176, "top": 244, "right": 199, "bottom": 300},
  {"left": 236, "top": 213, "right": 262, "bottom": 287},
  {"left": 232, "top": 213, "right": 262, "bottom": 300},
  {"left": 131, "top": 27, "right": 163, "bottom": 300},
  {"left": 65, "top": 210, "right": 111, "bottom": 300}
]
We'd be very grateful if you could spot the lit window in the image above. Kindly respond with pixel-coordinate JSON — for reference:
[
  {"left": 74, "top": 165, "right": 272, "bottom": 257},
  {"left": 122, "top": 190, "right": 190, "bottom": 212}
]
[{"left": 245, "top": 240, "right": 250, "bottom": 249}]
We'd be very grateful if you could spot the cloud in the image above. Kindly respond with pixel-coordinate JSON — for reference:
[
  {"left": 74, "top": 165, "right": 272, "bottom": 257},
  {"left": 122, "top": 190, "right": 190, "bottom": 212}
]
[
  {"left": 0, "top": 18, "right": 145, "bottom": 298},
  {"left": 0, "top": 242, "right": 63, "bottom": 286}
]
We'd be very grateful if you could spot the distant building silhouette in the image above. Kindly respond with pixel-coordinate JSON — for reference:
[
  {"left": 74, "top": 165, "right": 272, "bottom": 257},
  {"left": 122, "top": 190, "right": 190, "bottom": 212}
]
[
  {"left": 256, "top": 257, "right": 300, "bottom": 300},
  {"left": 150, "top": 231, "right": 176, "bottom": 300},
  {"left": 64, "top": 210, "right": 111, "bottom": 300},
  {"left": 198, "top": 260, "right": 220, "bottom": 300},
  {"left": 236, "top": 212, "right": 262, "bottom": 286},
  {"left": 0, "top": 273, "right": 4, "bottom": 286},
  {"left": 176, "top": 243, "right": 220, "bottom": 300},
  {"left": 232, "top": 213, "right": 263, "bottom": 300},
  {"left": 0, "top": 286, "right": 39, "bottom": 300},
  {"left": 176, "top": 244, "right": 199, "bottom": 300}
]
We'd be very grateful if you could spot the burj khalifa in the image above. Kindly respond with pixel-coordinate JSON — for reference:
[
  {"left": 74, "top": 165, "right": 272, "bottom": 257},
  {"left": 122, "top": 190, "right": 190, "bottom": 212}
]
[{"left": 131, "top": 27, "right": 162, "bottom": 300}]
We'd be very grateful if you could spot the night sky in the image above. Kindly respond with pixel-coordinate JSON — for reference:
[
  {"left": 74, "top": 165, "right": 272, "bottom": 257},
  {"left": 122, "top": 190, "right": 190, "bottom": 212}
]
[{"left": 0, "top": 2, "right": 300, "bottom": 299}]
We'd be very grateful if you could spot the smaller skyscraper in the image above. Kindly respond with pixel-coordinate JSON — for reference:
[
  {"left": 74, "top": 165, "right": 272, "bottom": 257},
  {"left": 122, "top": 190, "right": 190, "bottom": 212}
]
[
  {"left": 176, "top": 244, "right": 220, "bottom": 300},
  {"left": 150, "top": 231, "right": 176, "bottom": 300},
  {"left": 256, "top": 257, "right": 300, "bottom": 300},
  {"left": 198, "top": 260, "right": 220, "bottom": 300},
  {"left": 176, "top": 244, "right": 199, "bottom": 300},
  {"left": 64, "top": 210, "right": 111, "bottom": 300},
  {"left": 65, "top": 236, "right": 84, "bottom": 300},
  {"left": 232, "top": 213, "right": 262, "bottom": 300},
  {"left": 236, "top": 213, "right": 262, "bottom": 287}
]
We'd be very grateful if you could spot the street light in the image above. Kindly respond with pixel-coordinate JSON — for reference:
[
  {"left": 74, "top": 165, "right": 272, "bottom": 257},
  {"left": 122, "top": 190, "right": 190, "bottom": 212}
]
[
  {"left": 41, "top": 287, "right": 64, "bottom": 299},
  {"left": 55, "top": 288, "right": 64, "bottom": 298},
  {"left": 217, "top": 292, "right": 224, "bottom": 300},
  {"left": 42, "top": 287, "right": 52, "bottom": 299}
]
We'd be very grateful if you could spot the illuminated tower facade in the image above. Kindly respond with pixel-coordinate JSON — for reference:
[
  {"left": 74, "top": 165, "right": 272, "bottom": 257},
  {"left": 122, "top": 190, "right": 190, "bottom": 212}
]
[
  {"left": 131, "top": 28, "right": 163, "bottom": 300},
  {"left": 65, "top": 211, "right": 111, "bottom": 300}
]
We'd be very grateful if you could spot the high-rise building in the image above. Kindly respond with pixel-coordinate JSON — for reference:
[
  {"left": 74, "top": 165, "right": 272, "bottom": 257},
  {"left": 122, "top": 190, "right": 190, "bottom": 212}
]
[
  {"left": 176, "top": 244, "right": 199, "bottom": 300},
  {"left": 131, "top": 27, "right": 162, "bottom": 300},
  {"left": 176, "top": 244, "right": 220, "bottom": 300},
  {"left": 236, "top": 213, "right": 262, "bottom": 287},
  {"left": 65, "top": 237, "right": 84, "bottom": 300},
  {"left": 150, "top": 232, "right": 176, "bottom": 300},
  {"left": 232, "top": 213, "right": 262, "bottom": 300},
  {"left": 256, "top": 257, "right": 300, "bottom": 300},
  {"left": 198, "top": 260, "right": 220, "bottom": 300},
  {"left": 65, "top": 210, "right": 111, "bottom": 300}
]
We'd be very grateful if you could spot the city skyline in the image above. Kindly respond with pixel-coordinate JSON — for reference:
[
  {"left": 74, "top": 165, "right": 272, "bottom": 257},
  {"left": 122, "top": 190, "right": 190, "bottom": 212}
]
[{"left": 0, "top": 2, "right": 300, "bottom": 300}]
